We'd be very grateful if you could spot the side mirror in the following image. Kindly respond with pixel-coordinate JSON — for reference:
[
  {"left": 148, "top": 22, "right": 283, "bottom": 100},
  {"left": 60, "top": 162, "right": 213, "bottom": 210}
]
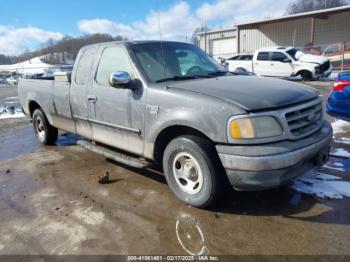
[
  {"left": 109, "top": 71, "right": 131, "bottom": 88},
  {"left": 282, "top": 58, "right": 292, "bottom": 63}
]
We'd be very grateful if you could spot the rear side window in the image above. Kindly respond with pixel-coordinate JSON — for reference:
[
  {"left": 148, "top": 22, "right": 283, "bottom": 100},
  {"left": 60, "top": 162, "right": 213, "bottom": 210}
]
[
  {"left": 75, "top": 47, "right": 96, "bottom": 84},
  {"left": 240, "top": 55, "right": 253, "bottom": 60},
  {"left": 257, "top": 52, "right": 269, "bottom": 61},
  {"left": 271, "top": 52, "right": 288, "bottom": 61},
  {"left": 95, "top": 46, "right": 133, "bottom": 86}
]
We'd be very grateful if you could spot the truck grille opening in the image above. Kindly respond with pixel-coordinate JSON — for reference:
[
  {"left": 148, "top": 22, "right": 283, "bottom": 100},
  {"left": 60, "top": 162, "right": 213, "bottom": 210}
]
[{"left": 285, "top": 101, "right": 323, "bottom": 138}]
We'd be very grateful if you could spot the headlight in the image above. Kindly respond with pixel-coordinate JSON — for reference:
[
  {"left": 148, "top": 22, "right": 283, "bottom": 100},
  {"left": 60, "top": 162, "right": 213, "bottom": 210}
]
[{"left": 229, "top": 116, "right": 282, "bottom": 139}]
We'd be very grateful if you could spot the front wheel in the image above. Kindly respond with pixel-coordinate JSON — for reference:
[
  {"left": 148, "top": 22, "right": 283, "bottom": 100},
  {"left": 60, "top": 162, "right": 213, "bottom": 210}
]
[
  {"left": 33, "top": 109, "right": 58, "bottom": 145},
  {"left": 163, "top": 136, "right": 226, "bottom": 208},
  {"left": 300, "top": 70, "right": 314, "bottom": 81}
]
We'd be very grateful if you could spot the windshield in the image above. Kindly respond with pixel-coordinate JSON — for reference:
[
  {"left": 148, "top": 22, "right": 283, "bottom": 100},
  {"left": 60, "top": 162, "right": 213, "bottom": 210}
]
[
  {"left": 286, "top": 48, "right": 301, "bottom": 60},
  {"left": 130, "top": 42, "right": 227, "bottom": 83}
]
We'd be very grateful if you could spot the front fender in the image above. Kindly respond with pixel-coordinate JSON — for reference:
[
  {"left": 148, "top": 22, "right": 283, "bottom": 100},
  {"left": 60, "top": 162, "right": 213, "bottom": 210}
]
[{"left": 143, "top": 86, "right": 246, "bottom": 158}]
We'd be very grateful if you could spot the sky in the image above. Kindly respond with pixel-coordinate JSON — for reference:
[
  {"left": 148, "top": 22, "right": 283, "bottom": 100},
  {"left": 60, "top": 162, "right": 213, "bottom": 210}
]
[{"left": 0, "top": 0, "right": 291, "bottom": 55}]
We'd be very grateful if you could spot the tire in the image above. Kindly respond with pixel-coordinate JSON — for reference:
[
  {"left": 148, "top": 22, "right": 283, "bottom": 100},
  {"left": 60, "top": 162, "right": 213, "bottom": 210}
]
[
  {"left": 162, "top": 136, "right": 226, "bottom": 208},
  {"left": 32, "top": 109, "right": 58, "bottom": 145},
  {"left": 300, "top": 70, "right": 313, "bottom": 81}
]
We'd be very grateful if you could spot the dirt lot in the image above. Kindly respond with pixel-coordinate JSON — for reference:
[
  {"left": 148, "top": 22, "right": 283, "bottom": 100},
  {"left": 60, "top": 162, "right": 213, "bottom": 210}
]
[{"left": 0, "top": 82, "right": 350, "bottom": 255}]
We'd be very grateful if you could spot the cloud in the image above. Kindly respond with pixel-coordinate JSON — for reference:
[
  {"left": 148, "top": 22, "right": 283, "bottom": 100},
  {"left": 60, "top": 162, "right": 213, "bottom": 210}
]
[
  {"left": 0, "top": 26, "right": 63, "bottom": 55},
  {"left": 78, "top": 1, "right": 199, "bottom": 41},
  {"left": 196, "top": 0, "right": 290, "bottom": 25},
  {"left": 78, "top": 19, "right": 140, "bottom": 39},
  {"left": 78, "top": 0, "right": 292, "bottom": 42}
]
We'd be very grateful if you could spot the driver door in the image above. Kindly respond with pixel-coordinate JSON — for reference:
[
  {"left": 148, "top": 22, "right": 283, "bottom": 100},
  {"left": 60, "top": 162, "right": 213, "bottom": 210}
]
[
  {"left": 87, "top": 45, "right": 144, "bottom": 155},
  {"left": 270, "top": 52, "right": 294, "bottom": 77}
]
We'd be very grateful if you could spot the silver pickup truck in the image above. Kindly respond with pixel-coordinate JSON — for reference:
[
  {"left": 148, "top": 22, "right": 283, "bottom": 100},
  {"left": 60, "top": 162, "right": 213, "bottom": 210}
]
[{"left": 18, "top": 41, "right": 332, "bottom": 208}]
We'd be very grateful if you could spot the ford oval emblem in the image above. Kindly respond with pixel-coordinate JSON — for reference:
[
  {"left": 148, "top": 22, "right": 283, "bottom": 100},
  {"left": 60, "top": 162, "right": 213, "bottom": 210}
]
[{"left": 307, "top": 113, "right": 317, "bottom": 122}]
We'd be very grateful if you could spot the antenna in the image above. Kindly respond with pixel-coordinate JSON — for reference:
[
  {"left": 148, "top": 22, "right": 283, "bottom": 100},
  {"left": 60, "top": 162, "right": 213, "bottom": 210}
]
[{"left": 156, "top": 0, "right": 166, "bottom": 78}]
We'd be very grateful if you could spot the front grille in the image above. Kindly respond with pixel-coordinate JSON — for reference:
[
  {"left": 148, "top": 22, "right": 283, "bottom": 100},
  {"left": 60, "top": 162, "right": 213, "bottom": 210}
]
[
  {"left": 285, "top": 101, "right": 323, "bottom": 138},
  {"left": 319, "top": 61, "right": 330, "bottom": 73}
]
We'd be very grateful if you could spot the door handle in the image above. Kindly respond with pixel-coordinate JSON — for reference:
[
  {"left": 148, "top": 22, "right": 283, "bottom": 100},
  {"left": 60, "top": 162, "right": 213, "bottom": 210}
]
[{"left": 87, "top": 95, "right": 97, "bottom": 103}]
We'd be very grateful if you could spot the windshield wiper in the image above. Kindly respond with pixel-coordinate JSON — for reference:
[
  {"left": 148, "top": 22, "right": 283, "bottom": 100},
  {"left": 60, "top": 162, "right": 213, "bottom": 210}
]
[
  {"left": 208, "top": 70, "right": 228, "bottom": 76},
  {"left": 155, "top": 75, "right": 196, "bottom": 83},
  {"left": 191, "top": 74, "right": 213, "bottom": 78}
]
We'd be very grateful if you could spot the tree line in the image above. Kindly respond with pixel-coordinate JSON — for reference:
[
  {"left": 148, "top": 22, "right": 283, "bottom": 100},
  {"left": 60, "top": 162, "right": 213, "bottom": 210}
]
[{"left": 0, "top": 34, "right": 126, "bottom": 65}]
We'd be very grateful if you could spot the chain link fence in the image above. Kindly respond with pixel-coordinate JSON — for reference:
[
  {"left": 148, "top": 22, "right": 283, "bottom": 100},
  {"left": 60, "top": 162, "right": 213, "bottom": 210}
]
[{"left": 296, "top": 41, "right": 350, "bottom": 72}]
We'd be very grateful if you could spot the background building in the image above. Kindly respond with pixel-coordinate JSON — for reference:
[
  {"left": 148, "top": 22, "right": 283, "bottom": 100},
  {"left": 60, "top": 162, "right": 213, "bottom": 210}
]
[{"left": 198, "top": 5, "right": 350, "bottom": 70}]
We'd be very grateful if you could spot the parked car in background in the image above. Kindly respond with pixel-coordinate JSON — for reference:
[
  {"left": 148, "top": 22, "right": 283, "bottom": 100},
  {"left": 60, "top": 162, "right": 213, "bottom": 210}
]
[
  {"left": 19, "top": 41, "right": 332, "bottom": 208},
  {"left": 0, "top": 76, "right": 5, "bottom": 85},
  {"left": 6, "top": 75, "right": 20, "bottom": 85},
  {"left": 226, "top": 54, "right": 253, "bottom": 61},
  {"left": 226, "top": 46, "right": 332, "bottom": 80},
  {"left": 327, "top": 71, "right": 350, "bottom": 121}
]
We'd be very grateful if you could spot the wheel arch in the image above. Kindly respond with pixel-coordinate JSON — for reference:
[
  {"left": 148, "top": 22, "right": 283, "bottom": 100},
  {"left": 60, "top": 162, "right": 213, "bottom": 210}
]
[
  {"left": 153, "top": 125, "right": 214, "bottom": 164},
  {"left": 28, "top": 100, "right": 42, "bottom": 117}
]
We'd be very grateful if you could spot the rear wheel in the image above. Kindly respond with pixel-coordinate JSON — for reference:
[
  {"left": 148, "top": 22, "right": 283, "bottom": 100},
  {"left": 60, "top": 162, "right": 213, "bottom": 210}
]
[
  {"left": 33, "top": 109, "right": 58, "bottom": 145},
  {"left": 163, "top": 136, "right": 226, "bottom": 208},
  {"left": 235, "top": 67, "right": 247, "bottom": 72}
]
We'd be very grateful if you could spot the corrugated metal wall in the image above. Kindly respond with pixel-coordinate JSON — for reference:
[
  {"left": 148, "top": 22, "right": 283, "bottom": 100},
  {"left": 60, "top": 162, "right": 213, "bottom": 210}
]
[
  {"left": 239, "top": 12, "right": 350, "bottom": 52},
  {"left": 314, "top": 12, "right": 350, "bottom": 45},
  {"left": 239, "top": 18, "right": 310, "bottom": 52},
  {"left": 198, "top": 11, "right": 350, "bottom": 56}
]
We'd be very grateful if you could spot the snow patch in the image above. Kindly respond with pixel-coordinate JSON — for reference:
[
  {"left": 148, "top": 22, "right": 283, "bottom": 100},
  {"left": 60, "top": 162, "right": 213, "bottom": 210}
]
[
  {"left": 332, "top": 120, "right": 350, "bottom": 135},
  {"left": 330, "top": 148, "right": 350, "bottom": 158},
  {"left": 323, "top": 164, "right": 345, "bottom": 172},
  {"left": 292, "top": 171, "right": 350, "bottom": 199},
  {"left": 0, "top": 105, "right": 25, "bottom": 119},
  {"left": 0, "top": 111, "right": 25, "bottom": 119},
  {"left": 334, "top": 138, "right": 350, "bottom": 145}
]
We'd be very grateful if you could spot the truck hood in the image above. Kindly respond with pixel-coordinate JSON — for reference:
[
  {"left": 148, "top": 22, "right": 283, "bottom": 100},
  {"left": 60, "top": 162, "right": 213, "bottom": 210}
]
[
  {"left": 167, "top": 76, "right": 319, "bottom": 111},
  {"left": 297, "top": 54, "right": 329, "bottom": 64}
]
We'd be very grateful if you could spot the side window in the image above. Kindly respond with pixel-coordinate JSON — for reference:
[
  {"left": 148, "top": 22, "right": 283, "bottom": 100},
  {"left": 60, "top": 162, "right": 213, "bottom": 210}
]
[
  {"left": 257, "top": 52, "right": 269, "bottom": 61},
  {"left": 95, "top": 46, "right": 133, "bottom": 86},
  {"left": 241, "top": 55, "right": 253, "bottom": 60},
  {"left": 271, "top": 52, "right": 288, "bottom": 62},
  {"left": 75, "top": 47, "right": 96, "bottom": 84}
]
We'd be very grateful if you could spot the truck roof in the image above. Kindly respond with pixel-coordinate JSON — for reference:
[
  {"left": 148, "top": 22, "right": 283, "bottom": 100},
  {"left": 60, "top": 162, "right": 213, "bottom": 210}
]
[
  {"left": 80, "top": 40, "right": 194, "bottom": 50},
  {"left": 257, "top": 46, "right": 294, "bottom": 52}
]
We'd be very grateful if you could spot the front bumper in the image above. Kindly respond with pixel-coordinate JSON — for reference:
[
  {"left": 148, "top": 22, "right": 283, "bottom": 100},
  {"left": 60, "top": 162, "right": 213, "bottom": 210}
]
[
  {"left": 315, "top": 65, "right": 332, "bottom": 78},
  {"left": 216, "top": 121, "right": 332, "bottom": 191}
]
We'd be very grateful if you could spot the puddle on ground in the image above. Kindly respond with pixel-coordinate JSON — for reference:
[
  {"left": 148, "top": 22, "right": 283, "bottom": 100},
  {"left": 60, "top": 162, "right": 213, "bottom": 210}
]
[
  {"left": 55, "top": 133, "right": 82, "bottom": 147},
  {"left": 0, "top": 127, "right": 38, "bottom": 161}
]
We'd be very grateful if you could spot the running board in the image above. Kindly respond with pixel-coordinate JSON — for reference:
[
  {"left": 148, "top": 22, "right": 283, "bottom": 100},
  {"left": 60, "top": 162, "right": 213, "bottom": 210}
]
[{"left": 77, "top": 140, "right": 151, "bottom": 169}]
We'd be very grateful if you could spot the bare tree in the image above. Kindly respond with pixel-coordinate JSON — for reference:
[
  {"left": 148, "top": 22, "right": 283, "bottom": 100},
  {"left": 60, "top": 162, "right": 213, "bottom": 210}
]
[
  {"left": 0, "top": 33, "right": 127, "bottom": 65},
  {"left": 286, "top": 0, "right": 349, "bottom": 14}
]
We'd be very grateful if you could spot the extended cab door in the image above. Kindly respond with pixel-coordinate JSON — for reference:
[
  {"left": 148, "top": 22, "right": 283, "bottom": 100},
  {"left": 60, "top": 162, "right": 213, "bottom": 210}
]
[
  {"left": 70, "top": 46, "right": 98, "bottom": 139},
  {"left": 87, "top": 44, "right": 145, "bottom": 155},
  {"left": 270, "top": 52, "right": 294, "bottom": 77}
]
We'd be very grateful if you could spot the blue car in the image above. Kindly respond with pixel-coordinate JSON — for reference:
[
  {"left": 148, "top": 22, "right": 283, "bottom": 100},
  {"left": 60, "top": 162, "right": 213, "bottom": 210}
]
[{"left": 327, "top": 72, "right": 350, "bottom": 121}]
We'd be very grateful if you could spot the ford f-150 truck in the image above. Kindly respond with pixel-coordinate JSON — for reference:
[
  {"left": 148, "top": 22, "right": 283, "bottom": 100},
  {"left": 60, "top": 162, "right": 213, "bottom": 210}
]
[
  {"left": 227, "top": 46, "right": 332, "bottom": 81},
  {"left": 18, "top": 41, "right": 332, "bottom": 208}
]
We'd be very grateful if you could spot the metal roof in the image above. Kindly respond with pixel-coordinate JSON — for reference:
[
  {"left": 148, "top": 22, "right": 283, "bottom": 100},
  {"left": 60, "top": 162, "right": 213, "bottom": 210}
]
[{"left": 198, "top": 5, "right": 350, "bottom": 36}]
